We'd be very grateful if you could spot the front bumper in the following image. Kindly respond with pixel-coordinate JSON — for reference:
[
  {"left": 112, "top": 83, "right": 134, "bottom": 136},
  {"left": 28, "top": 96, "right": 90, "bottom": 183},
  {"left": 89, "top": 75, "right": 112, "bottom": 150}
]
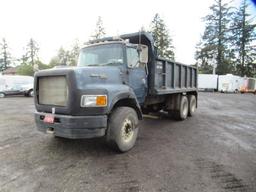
[{"left": 35, "top": 112, "right": 107, "bottom": 139}]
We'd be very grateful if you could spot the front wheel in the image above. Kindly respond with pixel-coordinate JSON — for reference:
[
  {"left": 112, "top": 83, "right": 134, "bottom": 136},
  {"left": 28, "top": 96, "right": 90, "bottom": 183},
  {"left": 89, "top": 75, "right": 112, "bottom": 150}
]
[
  {"left": 106, "top": 107, "right": 139, "bottom": 152},
  {"left": 0, "top": 92, "right": 5, "bottom": 98}
]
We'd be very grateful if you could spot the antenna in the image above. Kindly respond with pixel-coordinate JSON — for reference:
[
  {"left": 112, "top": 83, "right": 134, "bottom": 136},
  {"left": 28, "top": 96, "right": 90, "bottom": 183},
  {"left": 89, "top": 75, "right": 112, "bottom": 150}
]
[
  {"left": 137, "top": 27, "right": 143, "bottom": 53},
  {"left": 139, "top": 28, "right": 142, "bottom": 46}
]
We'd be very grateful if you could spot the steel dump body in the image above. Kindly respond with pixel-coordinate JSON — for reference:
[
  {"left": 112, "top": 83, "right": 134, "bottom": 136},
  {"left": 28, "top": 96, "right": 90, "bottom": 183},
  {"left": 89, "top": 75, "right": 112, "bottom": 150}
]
[{"left": 152, "top": 58, "right": 197, "bottom": 95}]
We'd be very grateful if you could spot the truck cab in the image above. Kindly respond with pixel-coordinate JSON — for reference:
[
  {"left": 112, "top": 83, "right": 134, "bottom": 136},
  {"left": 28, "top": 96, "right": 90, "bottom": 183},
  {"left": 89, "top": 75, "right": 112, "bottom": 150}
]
[
  {"left": 34, "top": 32, "right": 198, "bottom": 152},
  {"left": 78, "top": 41, "right": 149, "bottom": 103}
]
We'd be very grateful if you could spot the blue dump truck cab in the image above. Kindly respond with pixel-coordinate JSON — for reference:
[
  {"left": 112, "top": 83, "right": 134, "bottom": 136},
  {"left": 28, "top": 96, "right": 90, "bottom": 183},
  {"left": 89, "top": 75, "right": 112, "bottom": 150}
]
[{"left": 34, "top": 32, "right": 197, "bottom": 152}]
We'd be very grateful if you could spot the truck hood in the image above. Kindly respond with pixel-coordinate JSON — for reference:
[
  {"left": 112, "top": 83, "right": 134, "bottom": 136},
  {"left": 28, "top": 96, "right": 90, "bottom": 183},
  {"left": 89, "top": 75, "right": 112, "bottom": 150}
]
[
  {"left": 74, "top": 66, "right": 124, "bottom": 89},
  {"left": 34, "top": 66, "right": 126, "bottom": 116}
]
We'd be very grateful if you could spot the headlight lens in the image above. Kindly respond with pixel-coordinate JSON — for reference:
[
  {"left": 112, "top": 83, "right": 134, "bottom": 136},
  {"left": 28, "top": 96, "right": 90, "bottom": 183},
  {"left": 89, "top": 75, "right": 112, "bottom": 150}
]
[{"left": 81, "top": 95, "right": 107, "bottom": 107}]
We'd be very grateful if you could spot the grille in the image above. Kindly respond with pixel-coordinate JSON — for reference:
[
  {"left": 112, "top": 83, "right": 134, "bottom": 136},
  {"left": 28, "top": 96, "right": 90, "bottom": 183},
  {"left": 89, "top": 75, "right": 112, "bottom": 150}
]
[{"left": 38, "top": 76, "right": 68, "bottom": 106}]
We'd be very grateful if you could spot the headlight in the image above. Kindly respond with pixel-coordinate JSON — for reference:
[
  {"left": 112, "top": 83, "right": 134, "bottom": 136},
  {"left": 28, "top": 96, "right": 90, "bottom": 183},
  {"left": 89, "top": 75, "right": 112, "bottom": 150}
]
[{"left": 80, "top": 95, "right": 107, "bottom": 107}]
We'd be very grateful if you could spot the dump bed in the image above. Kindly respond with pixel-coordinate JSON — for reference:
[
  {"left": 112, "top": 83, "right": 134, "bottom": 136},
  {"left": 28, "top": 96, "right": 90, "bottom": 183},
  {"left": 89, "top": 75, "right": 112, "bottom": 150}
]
[{"left": 150, "top": 58, "right": 197, "bottom": 95}]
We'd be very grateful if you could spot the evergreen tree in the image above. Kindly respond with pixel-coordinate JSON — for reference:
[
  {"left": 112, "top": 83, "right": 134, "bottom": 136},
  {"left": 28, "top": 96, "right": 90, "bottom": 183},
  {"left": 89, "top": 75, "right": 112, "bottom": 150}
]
[
  {"left": 91, "top": 16, "right": 106, "bottom": 40},
  {"left": 0, "top": 38, "right": 11, "bottom": 71},
  {"left": 58, "top": 47, "right": 69, "bottom": 65},
  {"left": 49, "top": 47, "right": 68, "bottom": 67},
  {"left": 26, "top": 38, "right": 39, "bottom": 66},
  {"left": 195, "top": 42, "right": 214, "bottom": 74},
  {"left": 69, "top": 39, "right": 80, "bottom": 66},
  {"left": 20, "top": 53, "right": 28, "bottom": 65},
  {"left": 17, "top": 38, "right": 48, "bottom": 74},
  {"left": 150, "top": 13, "right": 175, "bottom": 60},
  {"left": 49, "top": 40, "right": 80, "bottom": 67},
  {"left": 196, "top": 0, "right": 234, "bottom": 75},
  {"left": 230, "top": 0, "right": 256, "bottom": 77}
]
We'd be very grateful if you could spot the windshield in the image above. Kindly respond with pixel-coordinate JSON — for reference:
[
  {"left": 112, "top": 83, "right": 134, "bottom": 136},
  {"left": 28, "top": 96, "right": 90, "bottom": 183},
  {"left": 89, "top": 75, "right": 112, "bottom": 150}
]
[{"left": 78, "top": 43, "right": 124, "bottom": 67}]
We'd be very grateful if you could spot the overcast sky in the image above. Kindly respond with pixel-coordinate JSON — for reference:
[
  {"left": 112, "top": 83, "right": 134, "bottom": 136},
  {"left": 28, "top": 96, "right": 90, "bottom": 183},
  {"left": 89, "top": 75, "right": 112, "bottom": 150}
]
[{"left": 0, "top": 0, "right": 255, "bottom": 65}]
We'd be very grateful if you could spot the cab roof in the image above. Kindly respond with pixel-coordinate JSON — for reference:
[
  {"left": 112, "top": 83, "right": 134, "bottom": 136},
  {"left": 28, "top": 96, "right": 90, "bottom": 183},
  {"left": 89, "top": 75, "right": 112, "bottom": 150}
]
[{"left": 84, "top": 32, "right": 155, "bottom": 53}]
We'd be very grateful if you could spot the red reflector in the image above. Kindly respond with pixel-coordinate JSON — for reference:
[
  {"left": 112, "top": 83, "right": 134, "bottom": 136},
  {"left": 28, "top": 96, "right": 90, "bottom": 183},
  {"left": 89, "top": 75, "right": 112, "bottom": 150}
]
[{"left": 43, "top": 115, "right": 54, "bottom": 124}]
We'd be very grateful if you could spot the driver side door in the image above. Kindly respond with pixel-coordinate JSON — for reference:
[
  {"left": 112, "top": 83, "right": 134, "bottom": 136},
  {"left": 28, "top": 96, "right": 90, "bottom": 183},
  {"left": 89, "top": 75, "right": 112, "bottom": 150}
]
[{"left": 127, "top": 47, "right": 147, "bottom": 104}]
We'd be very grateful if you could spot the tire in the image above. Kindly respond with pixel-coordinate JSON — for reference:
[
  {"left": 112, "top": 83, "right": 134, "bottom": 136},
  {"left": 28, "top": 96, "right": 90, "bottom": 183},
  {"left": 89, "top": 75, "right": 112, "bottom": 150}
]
[
  {"left": 188, "top": 95, "right": 197, "bottom": 117},
  {"left": 28, "top": 90, "right": 34, "bottom": 97},
  {"left": 106, "top": 107, "right": 139, "bottom": 152},
  {"left": 172, "top": 96, "right": 188, "bottom": 121},
  {"left": 0, "top": 92, "right": 5, "bottom": 98}
]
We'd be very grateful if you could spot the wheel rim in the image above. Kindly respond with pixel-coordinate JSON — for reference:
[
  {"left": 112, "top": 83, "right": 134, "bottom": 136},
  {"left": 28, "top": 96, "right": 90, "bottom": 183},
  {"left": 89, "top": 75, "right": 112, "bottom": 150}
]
[{"left": 121, "top": 118, "right": 134, "bottom": 143}]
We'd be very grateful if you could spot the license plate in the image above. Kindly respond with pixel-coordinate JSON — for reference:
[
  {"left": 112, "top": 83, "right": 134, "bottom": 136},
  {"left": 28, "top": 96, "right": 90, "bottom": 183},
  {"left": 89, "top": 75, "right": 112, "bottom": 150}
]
[{"left": 43, "top": 115, "right": 54, "bottom": 124}]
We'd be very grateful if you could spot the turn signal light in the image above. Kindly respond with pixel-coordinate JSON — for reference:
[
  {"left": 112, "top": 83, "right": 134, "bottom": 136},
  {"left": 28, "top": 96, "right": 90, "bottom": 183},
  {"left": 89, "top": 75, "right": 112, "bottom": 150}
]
[{"left": 96, "top": 95, "right": 107, "bottom": 106}]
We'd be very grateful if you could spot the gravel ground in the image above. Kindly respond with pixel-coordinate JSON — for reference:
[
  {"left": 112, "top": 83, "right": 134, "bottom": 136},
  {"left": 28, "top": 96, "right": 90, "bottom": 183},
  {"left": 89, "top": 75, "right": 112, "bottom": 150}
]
[{"left": 0, "top": 93, "right": 256, "bottom": 192}]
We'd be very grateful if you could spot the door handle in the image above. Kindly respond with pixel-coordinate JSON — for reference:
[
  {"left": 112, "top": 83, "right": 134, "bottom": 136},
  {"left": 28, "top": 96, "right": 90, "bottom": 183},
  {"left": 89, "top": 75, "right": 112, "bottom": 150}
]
[{"left": 142, "top": 78, "right": 146, "bottom": 85}]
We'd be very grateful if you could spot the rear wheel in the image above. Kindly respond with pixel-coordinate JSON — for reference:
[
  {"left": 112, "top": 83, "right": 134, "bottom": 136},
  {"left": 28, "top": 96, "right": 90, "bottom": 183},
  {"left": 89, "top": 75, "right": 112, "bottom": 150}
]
[
  {"left": 0, "top": 92, "right": 5, "bottom": 98},
  {"left": 106, "top": 107, "right": 139, "bottom": 152},
  {"left": 188, "top": 95, "right": 197, "bottom": 117},
  {"left": 170, "top": 95, "right": 188, "bottom": 121}
]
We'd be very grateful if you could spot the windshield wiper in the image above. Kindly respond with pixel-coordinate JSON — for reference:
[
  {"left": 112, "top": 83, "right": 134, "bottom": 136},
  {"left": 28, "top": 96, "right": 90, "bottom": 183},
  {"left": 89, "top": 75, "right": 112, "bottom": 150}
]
[
  {"left": 87, "top": 64, "right": 100, "bottom": 66},
  {"left": 85, "top": 62, "right": 122, "bottom": 67},
  {"left": 100, "top": 62, "right": 122, "bottom": 66}
]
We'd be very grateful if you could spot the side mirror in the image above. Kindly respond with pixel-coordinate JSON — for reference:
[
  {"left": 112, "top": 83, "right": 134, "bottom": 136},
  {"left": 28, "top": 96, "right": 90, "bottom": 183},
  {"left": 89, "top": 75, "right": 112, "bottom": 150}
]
[{"left": 137, "top": 45, "right": 148, "bottom": 64}]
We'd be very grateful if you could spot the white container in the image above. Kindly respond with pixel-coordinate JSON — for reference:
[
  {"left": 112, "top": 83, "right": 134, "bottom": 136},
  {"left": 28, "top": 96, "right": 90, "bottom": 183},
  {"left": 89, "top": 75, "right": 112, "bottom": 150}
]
[
  {"left": 218, "top": 74, "right": 243, "bottom": 93},
  {"left": 198, "top": 74, "right": 218, "bottom": 91}
]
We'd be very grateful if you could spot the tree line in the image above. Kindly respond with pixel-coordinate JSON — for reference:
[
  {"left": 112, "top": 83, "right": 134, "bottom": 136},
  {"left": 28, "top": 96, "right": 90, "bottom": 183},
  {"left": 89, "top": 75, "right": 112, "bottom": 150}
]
[
  {"left": 0, "top": 38, "right": 51, "bottom": 75},
  {"left": 0, "top": 14, "right": 175, "bottom": 76},
  {"left": 0, "top": 0, "right": 255, "bottom": 77},
  {"left": 48, "top": 14, "right": 175, "bottom": 68},
  {"left": 196, "top": 0, "right": 256, "bottom": 77}
]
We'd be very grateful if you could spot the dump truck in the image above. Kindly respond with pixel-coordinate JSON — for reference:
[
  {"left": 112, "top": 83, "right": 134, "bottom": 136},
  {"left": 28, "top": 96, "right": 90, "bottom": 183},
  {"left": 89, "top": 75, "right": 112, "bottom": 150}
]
[{"left": 34, "top": 32, "right": 198, "bottom": 152}]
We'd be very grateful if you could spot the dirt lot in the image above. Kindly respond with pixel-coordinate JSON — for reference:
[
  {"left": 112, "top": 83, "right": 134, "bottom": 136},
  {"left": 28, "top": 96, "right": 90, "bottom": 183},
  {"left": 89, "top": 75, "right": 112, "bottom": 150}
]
[{"left": 0, "top": 93, "right": 256, "bottom": 192}]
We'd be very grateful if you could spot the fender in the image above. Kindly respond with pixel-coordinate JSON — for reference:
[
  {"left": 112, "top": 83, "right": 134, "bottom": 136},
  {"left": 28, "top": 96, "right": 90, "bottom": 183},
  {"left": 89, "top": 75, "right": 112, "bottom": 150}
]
[{"left": 107, "top": 85, "right": 143, "bottom": 120}]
